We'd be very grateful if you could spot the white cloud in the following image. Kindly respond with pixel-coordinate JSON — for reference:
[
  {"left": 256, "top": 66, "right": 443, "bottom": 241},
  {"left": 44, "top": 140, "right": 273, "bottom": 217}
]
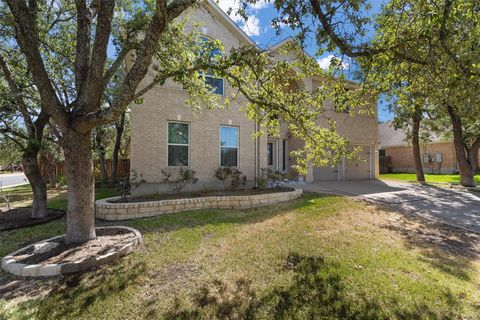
[
  {"left": 242, "top": 15, "right": 261, "bottom": 36},
  {"left": 216, "top": 0, "right": 268, "bottom": 36},
  {"left": 317, "top": 55, "right": 350, "bottom": 70},
  {"left": 251, "top": 0, "right": 269, "bottom": 9},
  {"left": 217, "top": 0, "right": 269, "bottom": 11}
]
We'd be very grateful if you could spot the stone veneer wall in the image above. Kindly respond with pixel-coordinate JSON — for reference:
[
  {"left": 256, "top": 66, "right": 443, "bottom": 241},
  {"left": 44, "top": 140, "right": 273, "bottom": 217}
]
[{"left": 96, "top": 189, "right": 303, "bottom": 221}]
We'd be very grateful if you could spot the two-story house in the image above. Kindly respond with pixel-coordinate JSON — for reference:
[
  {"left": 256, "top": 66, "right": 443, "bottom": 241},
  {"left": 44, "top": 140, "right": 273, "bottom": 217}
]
[{"left": 130, "top": 0, "right": 379, "bottom": 195}]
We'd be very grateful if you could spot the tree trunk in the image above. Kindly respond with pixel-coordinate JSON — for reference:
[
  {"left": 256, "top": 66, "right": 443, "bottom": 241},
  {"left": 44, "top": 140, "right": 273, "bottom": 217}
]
[
  {"left": 63, "top": 130, "right": 96, "bottom": 244},
  {"left": 94, "top": 129, "right": 108, "bottom": 181},
  {"left": 447, "top": 105, "right": 477, "bottom": 187},
  {"left": 469, "top": 144, "right": 479, "bottom": 173},
  {"left": 22, "top": 150, "right": 48, "bottom": 219},
  {"left": 411, "top": 107, "right": 425, "bottom": 182},
  {"left": 111, "top": 112, "right": 125, "bottom": 182},
  {"left": 99, "top": 150, "right": 107, "bottom": 181}
]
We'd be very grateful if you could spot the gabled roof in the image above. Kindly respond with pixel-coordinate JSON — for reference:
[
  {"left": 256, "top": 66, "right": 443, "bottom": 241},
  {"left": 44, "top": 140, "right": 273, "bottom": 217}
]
[
  {"left": 268, "top": 37, "right": 296, "bottom": 52},
  {"left": 205, "top": 0, "right": 259, "bottom": 48},
  {"left": 379, "top": 121, "right": 408, "bottom": 148},
  {"left": 379, "top": 121, "right": 445, "bottom": 148}
]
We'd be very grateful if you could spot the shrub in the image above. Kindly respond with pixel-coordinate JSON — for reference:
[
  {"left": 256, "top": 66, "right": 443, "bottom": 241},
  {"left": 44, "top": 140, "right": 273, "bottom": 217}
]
[
  {"left": 117, "top": 177, "right": 131, "bottom": 202},
  {"left": 161, "top": 167, "right": 198, "bottom": 194},
  {"left": 214, "top": 167, "right": 245, "bottom": 190},
  {"left": 0, "top": 184, "right": 11, "bottom": 211},
  {"left": 256, "top": 177, "right": 267, "bottom": 189},
  {"left": 261, "top": 168, "right": 287, "bottom": 189},
  {"left": 115, "top": 170, "right": 144, "bottom": 202},
  {"left": 57, "top": 175, "right": 67, "bottom": 187}
]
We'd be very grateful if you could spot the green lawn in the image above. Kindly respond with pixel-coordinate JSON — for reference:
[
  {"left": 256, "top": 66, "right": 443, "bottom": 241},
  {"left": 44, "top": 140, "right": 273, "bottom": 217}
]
[
  {"left": 380, "top": 173, "right": 480, "bottom": 184},
  {"left": 0, "top": 184, "right": 118, "bottom": 211},
  {"left": 1, "top": 194, "right": 479, "bottom": 319}
]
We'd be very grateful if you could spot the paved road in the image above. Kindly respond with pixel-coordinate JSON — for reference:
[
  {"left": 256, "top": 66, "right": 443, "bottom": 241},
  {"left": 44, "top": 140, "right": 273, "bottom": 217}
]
[
  {"left": 295, "top": 179, "right": 480, "bottom": 233},
  {"left": 0, "top": 173, "right": 28, "bottom": 189}
]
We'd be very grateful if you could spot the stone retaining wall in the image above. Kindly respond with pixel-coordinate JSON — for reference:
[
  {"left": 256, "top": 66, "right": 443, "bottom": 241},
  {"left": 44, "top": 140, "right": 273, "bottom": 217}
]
[{"left": 96, "top": 189, "right": 303, "bottom": 221}]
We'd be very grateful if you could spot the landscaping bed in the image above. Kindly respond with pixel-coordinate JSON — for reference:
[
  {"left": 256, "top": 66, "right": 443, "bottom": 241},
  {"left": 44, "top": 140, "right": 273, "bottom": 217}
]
[
  {"left": 96, "top": 188, "right": 303, "bottom": 221},
  {"left": 109, "top": 187, "right": 295, "bottom": 203},
  {"left": 1, "top": 227, "right": 142, "bottom": 277},
  {"left": 0, "top": 208, "right": 65, "bottom": 231}
]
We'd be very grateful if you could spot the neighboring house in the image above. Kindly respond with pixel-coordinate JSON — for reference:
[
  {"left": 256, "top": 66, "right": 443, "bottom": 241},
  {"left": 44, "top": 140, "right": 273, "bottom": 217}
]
[
  {"left": 130, "top": 0, "right": 379, "bottom": 195},
  {"left": 379, "top": 121, "right": 479, "bottom": 174}
]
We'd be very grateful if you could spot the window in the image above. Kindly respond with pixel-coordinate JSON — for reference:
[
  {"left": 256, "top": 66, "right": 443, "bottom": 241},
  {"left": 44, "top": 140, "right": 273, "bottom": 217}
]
[
  {"left": 199, "top": 36, "right": 224, "bottom": 95},
  {"left": 282, "top": 139, "right": 286, "bottom": 171},
  {"left": 220, "top": 126, "right": 238, "bottom": 166},
  {"left": 267, "top": 143, "right": 273, "bottom": 166},
  {"left": 203, "top": 74, "right": 224, "bottom": 95},
  {"left": 168, "top": 122, "right": 189, "bottom": 166}
]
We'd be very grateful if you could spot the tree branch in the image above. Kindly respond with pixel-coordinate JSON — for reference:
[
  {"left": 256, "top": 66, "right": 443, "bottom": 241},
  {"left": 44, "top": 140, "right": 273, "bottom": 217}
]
[
  {"left": 74, "top": 0, "right": 171, "bottom": 131},
  {"left": 438, "top": 0, "right": 479, "bottom": 77},
  {"left": 309, "top": 0, "right": 427, "bottom": 65},
  {"left": 5, "top": 0, "right": 68, "bottom": 129},
  {"left": 0, "top": 52, "right": 34, "bottom": 136},
  {"left": 102, "top": 47, "right": 128, "bottom": 90},
  {"left": 74, "top": 0, "right": 91, "bottom": 94},
  {"left": 167, "top": 0, "right": 198, "bottom": 21},
  {"left": 77, "top": 0, "right": 115, "bottom": 112}
]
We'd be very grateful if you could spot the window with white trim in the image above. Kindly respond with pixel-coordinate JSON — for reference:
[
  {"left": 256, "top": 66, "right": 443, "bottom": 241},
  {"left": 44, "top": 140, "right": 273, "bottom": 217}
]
[
  {"left": 168, "top": 122, "right": 189, "bottom": 166},
  {"left": 220, "top": 126, "right": 238, "bottom": 167},
  {"left": 200, "top": 36, "right": 224, "bottom": 95}
]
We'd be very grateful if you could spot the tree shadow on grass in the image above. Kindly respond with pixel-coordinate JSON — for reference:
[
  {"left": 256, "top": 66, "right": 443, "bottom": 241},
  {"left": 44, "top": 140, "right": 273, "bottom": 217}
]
[
  {"left": 163, "top": 253, "right": 463, "bottom": 320},
  {"left": 4, "top": 260, "right": 146, "bottom": 320},
  {"left": 378, "top": 205, "right": 480, "bottom": 282}
]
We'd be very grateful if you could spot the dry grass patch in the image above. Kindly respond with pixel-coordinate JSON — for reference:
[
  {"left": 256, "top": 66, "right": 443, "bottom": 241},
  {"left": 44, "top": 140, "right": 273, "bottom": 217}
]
[{"left": 1, "top": 194, "right": 479, "bottom": 319}]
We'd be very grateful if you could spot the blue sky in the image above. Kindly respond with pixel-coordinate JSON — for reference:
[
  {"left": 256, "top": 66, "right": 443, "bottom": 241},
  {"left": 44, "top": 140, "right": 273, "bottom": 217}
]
[{"left": 216, "top": 0, "right": 393, "bottom": 122}]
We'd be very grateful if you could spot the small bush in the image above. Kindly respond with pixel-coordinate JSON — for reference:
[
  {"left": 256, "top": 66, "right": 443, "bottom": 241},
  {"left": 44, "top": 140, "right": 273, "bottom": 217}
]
[
  {"left": 214, "top": 167, "right": 245, "bottom": 190},
  {"left": 261, "top": 168, "right": 287, "bottom": 189},
  {"left": 161, "top": 167, "right": 198, "bottom": 194},
  {"left": 57, "top": 175, "right": 67, "bottom": 187},
  {"left": 117, "top": 177, "right": 131, "bottom": 202},
  {"left": 115, "top": 170, "right": 144, "bottom": 202},
  {"left": 256, "top": 177, "right": 267, "bottom": 189}
]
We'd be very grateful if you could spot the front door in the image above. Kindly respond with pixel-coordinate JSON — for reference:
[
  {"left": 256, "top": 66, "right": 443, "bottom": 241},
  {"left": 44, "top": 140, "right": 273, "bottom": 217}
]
[{"left": 267, "top": 140, "right": 278, "bottom": 170}]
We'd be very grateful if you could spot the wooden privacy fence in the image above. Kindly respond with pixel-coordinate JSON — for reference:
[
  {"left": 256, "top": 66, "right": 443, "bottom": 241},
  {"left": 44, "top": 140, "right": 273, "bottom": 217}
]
[
  {"left": 41, "top": 159, "right": 130, "bottom": 184},
  {"left": 95, "top": 159, "right": 131, "bottom": 179}
]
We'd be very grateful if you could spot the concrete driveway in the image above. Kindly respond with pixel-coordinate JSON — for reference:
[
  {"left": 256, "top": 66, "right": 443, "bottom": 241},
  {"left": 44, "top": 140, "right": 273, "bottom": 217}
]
[
  {"left": 0, "top": 173, "right": 28, "bottom": 189},
  {"left": 294, "top": 179, "right": 480, "bottom": 233}
]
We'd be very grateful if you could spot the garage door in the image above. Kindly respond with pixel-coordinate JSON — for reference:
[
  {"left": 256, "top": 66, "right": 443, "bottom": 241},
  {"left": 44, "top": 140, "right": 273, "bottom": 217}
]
[
  {"left": 313, "top": 165, "right": 339, "bottom": 181},
  {"left": 345, "top": 146, "right": 371, "bottom": 180}
]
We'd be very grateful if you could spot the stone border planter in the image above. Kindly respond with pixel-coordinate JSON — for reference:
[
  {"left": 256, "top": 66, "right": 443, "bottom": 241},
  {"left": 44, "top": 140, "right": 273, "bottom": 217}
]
[
  {"left": 1, "top": 226, "right": 142, "bottom": 277},
  {"left": 96, "top": 189, "right": 303, "bottom": 221}
]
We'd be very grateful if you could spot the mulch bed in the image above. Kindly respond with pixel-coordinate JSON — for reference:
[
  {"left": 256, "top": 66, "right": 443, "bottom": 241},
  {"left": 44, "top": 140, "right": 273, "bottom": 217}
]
[
  {"left": 0, "top": 208, "right": 65, "bottom": 231},
  {"left": 110, "top": 187, "right": 295, "bottom": 203},
  {"left": 14, "top": 228, "right": 137, "bottom": 265}
]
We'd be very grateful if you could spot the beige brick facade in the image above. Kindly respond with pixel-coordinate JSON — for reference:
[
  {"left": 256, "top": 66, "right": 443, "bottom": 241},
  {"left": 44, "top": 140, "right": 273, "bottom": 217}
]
[
  {"left": 384, "top": 142, "right": 480, "bottom": 174},
  {"left": 130, "top": 1, "right": 379, "bottom": 195}
]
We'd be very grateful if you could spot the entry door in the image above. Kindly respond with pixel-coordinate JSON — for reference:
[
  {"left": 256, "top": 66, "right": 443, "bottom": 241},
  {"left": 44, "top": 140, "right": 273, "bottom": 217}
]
[{"left": 267, "top": 140, "right": 278, "bottom": 170}]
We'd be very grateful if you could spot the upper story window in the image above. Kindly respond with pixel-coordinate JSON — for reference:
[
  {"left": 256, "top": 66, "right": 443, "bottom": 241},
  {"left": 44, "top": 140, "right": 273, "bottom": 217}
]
[
  {"left": 220, "top": 126, "right": 239, "bottom": 167},
  {"left": 199, "top": 36, "right": 224, "bottom": 95},
  {"left": 168, "top": 122, "right": 189, "bottom": 166}
]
